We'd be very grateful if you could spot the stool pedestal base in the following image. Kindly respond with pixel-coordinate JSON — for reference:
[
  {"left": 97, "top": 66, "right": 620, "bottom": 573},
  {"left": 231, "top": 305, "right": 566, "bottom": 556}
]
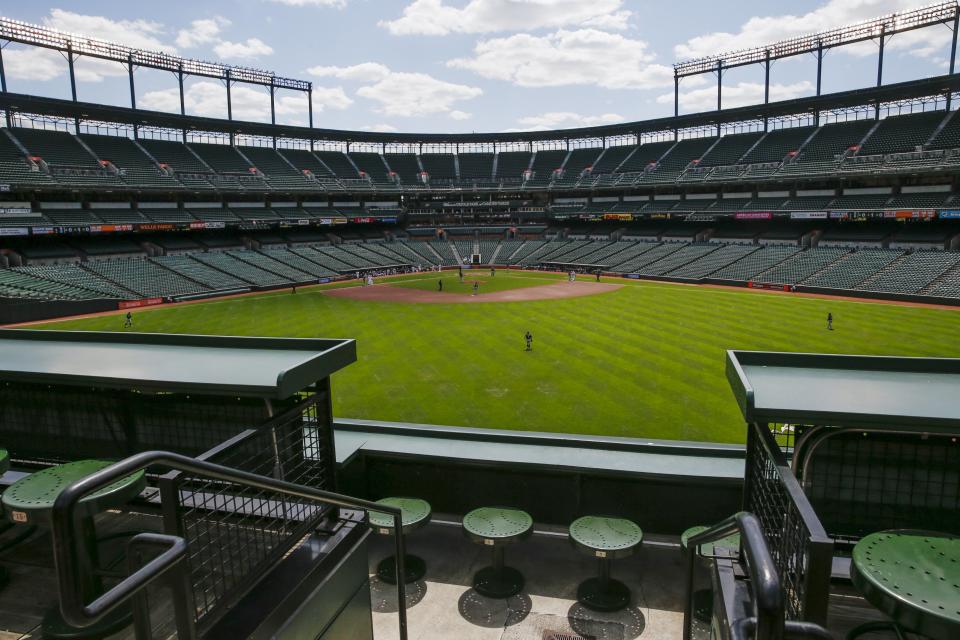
[
  {"left": 377, "top": 554, "right": 426, "bottom": 585},
  {"left": 576, "top": 576, "right": 631, "bottom": 612},
  {"left": 473, "top": 565, "right": 525, "bottom": 599}
]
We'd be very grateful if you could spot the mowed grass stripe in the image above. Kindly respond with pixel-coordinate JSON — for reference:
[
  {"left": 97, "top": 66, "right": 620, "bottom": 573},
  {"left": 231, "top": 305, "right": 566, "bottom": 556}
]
[{"left": 34, "top": 275, "right": 960, "bottom": 444}]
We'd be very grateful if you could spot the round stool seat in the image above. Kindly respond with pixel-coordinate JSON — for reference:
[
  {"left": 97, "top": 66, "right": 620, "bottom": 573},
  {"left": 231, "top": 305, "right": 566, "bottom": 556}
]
[
  {"left": 850, "top": 529, "right": 960, "bottom": 640},
  {"left": 0, "top": 449, "right": 9, "bottom": 476},
  {"left": 681, "top": 525, "right": 740, "bottom": 556},
  {"left": 463, "top": 507, "right": 533, "bottom": 546},
  {"left": 570, "top": 516, "right": 643, "bottom": 560},
  {"left": 463, "top": 507, "right": 533, "bottom": 599},
  {"left": 369, "top": 497, "right": 431, "bottom": 535},
  {"left": 370, "top": 497, "right": 432, "bottom": 585},
  {"left": 2, "top": 460, "right": 146, "bottom": 527}
]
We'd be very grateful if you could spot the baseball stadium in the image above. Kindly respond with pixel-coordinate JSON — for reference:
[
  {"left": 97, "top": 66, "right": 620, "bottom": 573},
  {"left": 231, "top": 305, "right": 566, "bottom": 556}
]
[{"left": 0, "top": 2, "right": 957, "bottom": 640}]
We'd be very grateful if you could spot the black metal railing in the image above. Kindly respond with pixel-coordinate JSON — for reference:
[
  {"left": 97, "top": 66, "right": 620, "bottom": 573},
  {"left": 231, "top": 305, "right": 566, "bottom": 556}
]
[
  {"left": 744, "top": 421, "right": 834, "bottom": 626},
  {"left": 683, "top": 512, "right": 833, "bottom": 640},
  {"left": 50, "top": 450, "right": 409, "bottom": 640},
  {"left": 158, "top": 392, "right": 338, "bottom": 627}
]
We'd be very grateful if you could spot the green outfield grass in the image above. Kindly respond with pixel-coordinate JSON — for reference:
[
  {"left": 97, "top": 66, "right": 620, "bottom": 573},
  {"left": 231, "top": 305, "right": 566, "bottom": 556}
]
[
  {"left": 389, "top": 270, "right": 555, "bottom": 294},
  {"left": 34, "top": 272, "right": 960, "bottom": 444}
]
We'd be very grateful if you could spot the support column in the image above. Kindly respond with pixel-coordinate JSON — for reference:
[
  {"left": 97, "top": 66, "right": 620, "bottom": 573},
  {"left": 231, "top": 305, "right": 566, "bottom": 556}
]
[
  {"left": 308, "top": 86, "right": 314, "bottom": 151},
  {"left": 815, "top": 40, "right": 824, "bottom": 126},
  {"left": 67, "top": 44, "right": 80, "bottom": 130},
  {"left": 949, "top": 11, "right": 959, "bottom": 110},
  {"left": 716, "top": 60, "right": 723, "bottom": 136},
  {"left": 0, "top": 43, "right": 10, "bottom": 128},
  {"left": 875, "top": 23, "right": 886, "bottom": 120},
  {"left": 128, "top": 54, "right": 138, "bottom": 139},
  {"left": 673, "top": 72, "right": 679, "bottom": 140},
  {"left": 225, "top": 69, "right": 233, "bottom": 145},
  {"left": 178, "top": 65, "right": 187, "bottom": 144},
  {"left": 764, "top": 49, "right": 771, "bottom": 132},
  {"left": 270, "top": 81, "right": 276, "bottom": 149}
]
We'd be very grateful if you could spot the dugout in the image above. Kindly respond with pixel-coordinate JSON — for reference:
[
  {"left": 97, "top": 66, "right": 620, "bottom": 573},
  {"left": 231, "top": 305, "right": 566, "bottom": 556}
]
[
  {"left": 0, "top": 330, "right": 402, "bottom": 640},
  {"left": 725, "top": 350, "right": 960, "bottom": 629}
]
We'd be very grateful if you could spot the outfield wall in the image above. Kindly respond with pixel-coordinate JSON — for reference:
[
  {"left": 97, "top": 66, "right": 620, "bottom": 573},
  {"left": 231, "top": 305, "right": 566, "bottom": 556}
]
[{"left": 334, "top": 419, "right": 744, "bottom": 534}]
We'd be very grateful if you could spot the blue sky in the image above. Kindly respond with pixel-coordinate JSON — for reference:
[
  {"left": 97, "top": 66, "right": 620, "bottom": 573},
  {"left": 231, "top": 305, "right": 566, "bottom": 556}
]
[{"left": 0, "top": 0, "right": 952, "bottom": 134}]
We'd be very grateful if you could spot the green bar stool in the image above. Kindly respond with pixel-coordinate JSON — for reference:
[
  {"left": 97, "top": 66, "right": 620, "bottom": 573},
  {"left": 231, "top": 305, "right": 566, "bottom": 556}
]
[
  {"left": 849, "top": 529, "right": 960, "bottom": 640},
  {"left": 462, "top": 507, "right": 533, "bottom": 598},
  {"left": 569, "top": 516, "right": 643, "bottom": 612},
  {"left": 681, "top": 525, "right": 741, "bottom": 623},
  {"left": 369, "top": 497, "right": 431, "bottom": 584},
  {"left": 2, "top": 460, "right": 146, "bottom": 640}
]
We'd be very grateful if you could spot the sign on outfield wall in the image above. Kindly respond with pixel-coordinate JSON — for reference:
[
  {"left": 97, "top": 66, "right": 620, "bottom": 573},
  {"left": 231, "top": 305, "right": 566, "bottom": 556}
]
[
  {"left": 884, "top": 209, "right": 937, "bottom": 219},
  {"left": 119, "top": 298, "right": 163, "bottom": 310},
  {"left": 790, "top": 211, "right": 828, "bottom": 219}
]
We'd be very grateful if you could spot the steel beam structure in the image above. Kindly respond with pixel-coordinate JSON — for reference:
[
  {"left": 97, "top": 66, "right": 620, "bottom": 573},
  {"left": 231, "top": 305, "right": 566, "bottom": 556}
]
[{"left": 674, "top": 1, "right": 959, "bottom": 77}]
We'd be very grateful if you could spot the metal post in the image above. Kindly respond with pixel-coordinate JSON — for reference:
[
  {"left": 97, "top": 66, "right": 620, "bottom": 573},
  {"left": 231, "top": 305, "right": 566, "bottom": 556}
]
[
  {"left": 67, "top": 44, "right": 79, "bottom": 130},
  {"left": 270, "top": 81, "right": 276, "bottom": 149},
  {"left": 674, "top": 72, "right": 680, "bottom": 140},
  {"left": 225, "top": 69, "right": 234, "bottom": 145},
  {"left": 307, "top": 86, "right": 314, "bottom": 151},
  {"left": 949, "top": 11, "right": 959, "bottom": 110},
  {"left": 815, "top": 40, "right": 824, "bottom": 126},
  {"left": 128, "top": 54, "right": 138, "bottom": 139},
  {"left": 876, "top": 23, "right": 886, "bottom": 119},
  {"left": 178, "top": 65, "right": 186, "bottom": 144},
  {"left": 716, "top": 60, "right": 723, "bottom": 136},
  {"left": 0, "top": 44, "right": 10, "bottom": 129},
  {"left": 764, "top": 49, "right": 771, "bottom": 132}
]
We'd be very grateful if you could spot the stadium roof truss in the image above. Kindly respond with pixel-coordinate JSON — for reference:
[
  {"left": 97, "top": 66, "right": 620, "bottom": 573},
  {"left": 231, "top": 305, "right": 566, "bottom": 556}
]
[
  {"left": 671, "top": 2, "right": 960, "bottom": 125},
  {"left": 0, "top": 16, "right": 314, "bottom": 135}
]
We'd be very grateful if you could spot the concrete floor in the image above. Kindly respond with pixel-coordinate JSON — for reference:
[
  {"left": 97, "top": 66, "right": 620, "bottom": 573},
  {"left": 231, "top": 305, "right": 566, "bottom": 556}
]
[{"left": 366, "top": 520, "right": 688, "bottom": 640}]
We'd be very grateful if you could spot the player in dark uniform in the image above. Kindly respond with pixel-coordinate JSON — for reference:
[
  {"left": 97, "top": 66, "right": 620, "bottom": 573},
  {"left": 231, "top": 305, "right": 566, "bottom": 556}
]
[
  {"left": 525, "top": 331, "right": 533, "bottom": 351},
  {"left": 827, "top": 312, "right": 833, "bottom": 330},
  {"left": 472, "top": 281, "right": 479, "bottom": 296},
  {"left": 124, "top": 311, "right": 133, "bottom": 328},
  {"left": 438, "top": 279, "right": 443, "bottom": 292}
]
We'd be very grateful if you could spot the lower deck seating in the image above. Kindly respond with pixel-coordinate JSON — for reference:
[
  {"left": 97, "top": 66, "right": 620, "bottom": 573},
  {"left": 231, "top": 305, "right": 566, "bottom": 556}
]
[
  {"left": 150, "top": 255, "right": 251, "bottom": 291},
  {"left": 85, "top": 259, "right": 205, "bottom": 298},
  {"left": 802, "top": 250, "right": 904, "bottom": 289},
  {"left": 753, "top": 248, "right": 850, "bottom": 285},
  {"left": 856, "top": 251, "right": 960, "bottom": 294}
]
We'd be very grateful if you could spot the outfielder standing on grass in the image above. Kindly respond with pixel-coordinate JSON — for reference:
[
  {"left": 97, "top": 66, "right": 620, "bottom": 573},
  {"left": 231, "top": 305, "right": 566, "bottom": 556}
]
[
  {"left": 525, "top": 331, "right": 533, "bottom": 351},
  {"left": 124, "top": 311, "right": 133, "bottom": 328}
]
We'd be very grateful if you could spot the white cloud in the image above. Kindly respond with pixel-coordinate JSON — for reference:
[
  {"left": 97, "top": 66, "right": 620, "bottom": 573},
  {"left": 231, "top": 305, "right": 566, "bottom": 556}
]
[
  {"left": 380, "top": 0, "right": 630, "bottom": 36},
  {"left": 358, "top": 72, "right": 483, "bottom": 117},
  {"left": 266, "top": 0, "right": 347, "bottom": 6},
  {"left": 658, "top": 81, "right": 814, "bottom": 112},
  {"left": 2, "top": 47, "right": 65, "bottom": 82},
  {"left": 449, "top": 29, "right": 673, "bottom": 89},
  {"left": 362, "top": 124, "right": 399, "bottom": 132},
  {"left": 43, "top": 9, "right": 173, "bottom": 52},
  {"left": 507, "top": 111, "right": 625, "bottom": 132},
  {"left": 141, "top": 81, "right": 351, "bottom": 122},
  {"left": 176, "top": 17, "right": 230, "bottom": 48},
  {"left": 449, "top": 110, "right": 472, "bottom": 121},
  {"left": 213, "top": 38, "right": 274, "bottom": 60},
  {"left": 676, "top": 0, "right": 951, "bottom": 62},
  {"left": 306, "top": 63, "right": 391, "bottom": 82}
]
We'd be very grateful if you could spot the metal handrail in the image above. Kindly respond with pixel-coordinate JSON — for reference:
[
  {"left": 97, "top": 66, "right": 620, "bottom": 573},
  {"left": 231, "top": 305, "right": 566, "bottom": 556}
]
[
  {"left": 683, "top": 511, "right": 783, "bottom": 640},
  {"left": 49, "top": 450, "right": 409, "bottom": 640},
  {"left": 733, "top": 618, "right": 835, "bottom": 640}
]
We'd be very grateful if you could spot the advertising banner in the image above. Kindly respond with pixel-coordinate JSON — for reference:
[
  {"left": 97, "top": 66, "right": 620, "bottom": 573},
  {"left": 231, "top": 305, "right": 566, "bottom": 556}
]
[
  {"left": 0, "top": 227, "right": 29, "bottom": 236},
  {"left": 31, "top": 227, "right": 55, "bottom": 235},
  {"left": 90, "top": 224, "right": 134, "bottom": 233},
  {"left": 119, "top": 298, "right": 163, "bottom": 310},
  {"left": 138, "top": 223, "right": 175, "bottom": 232},
  {"left": 886, "top": 209, "right": 936, "bottom": 219},
  {"left": 790, "top": 211, "right": 828, "bottom": 219},
  {"left": 735, "top": 212, "right": 773, "bottom": 220},
  {"left": 939, "top": 209, "right": 960, "bottom": 219},
  {"left": 603, "top": 213, "right": 633, "bottom": 221}
]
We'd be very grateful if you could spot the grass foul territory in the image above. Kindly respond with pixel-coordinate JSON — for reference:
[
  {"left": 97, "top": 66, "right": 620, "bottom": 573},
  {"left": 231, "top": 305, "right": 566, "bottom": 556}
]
[{"left": 33, "top": 272, "right": 960, "bottom": 444}]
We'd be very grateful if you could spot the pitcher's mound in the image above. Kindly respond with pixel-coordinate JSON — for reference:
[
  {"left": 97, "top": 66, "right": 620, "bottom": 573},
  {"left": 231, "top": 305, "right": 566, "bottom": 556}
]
[{"left": 324, "top": 281, "right": 622, "bottom": 304}]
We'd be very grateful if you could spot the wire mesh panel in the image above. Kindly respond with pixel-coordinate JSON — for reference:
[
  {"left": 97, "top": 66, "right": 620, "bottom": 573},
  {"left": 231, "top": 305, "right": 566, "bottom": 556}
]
[
  {"left": 795, "top": 427, "right": 960, "bottom": 542},
  {"left": 0, "top": 382, "right": 276, "bottom": 463},
  {"left": 161, "top": 387, "right": 336, "bottom": 632},
  {"left": 743, "top": 422, "right": 833, "bottom": 626}
]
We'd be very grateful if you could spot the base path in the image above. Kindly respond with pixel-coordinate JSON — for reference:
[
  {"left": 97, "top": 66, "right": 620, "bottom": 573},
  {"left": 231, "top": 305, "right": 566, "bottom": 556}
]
[{"left": 324, "top": 280, "right": 623, "bottom": 304}]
